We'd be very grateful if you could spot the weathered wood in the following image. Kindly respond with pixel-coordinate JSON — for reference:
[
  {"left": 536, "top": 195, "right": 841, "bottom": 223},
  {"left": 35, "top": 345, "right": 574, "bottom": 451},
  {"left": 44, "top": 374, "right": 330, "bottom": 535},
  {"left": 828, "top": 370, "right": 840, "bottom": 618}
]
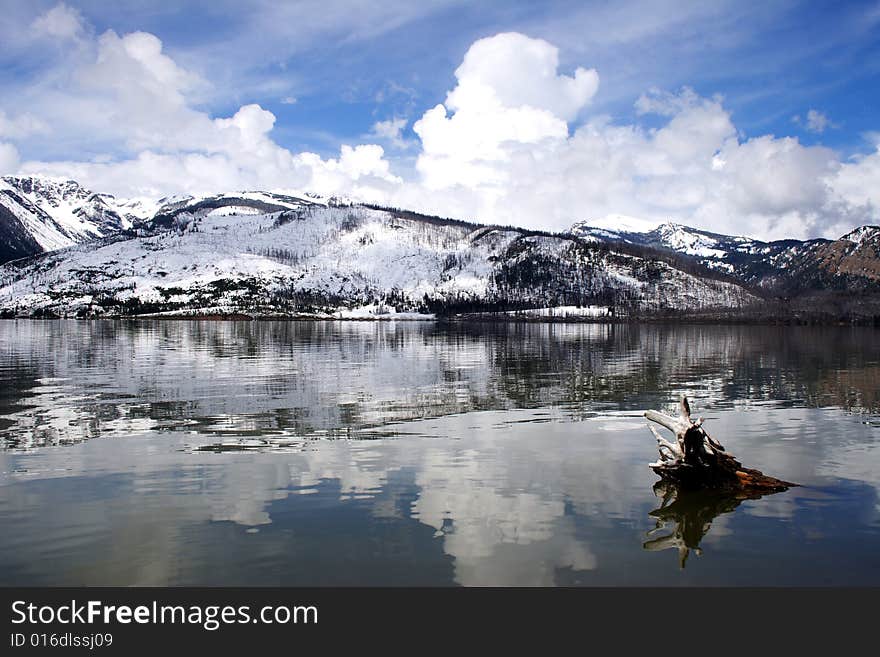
[{"left": 644, "top": 396, "right": 795, "bottom": 492}]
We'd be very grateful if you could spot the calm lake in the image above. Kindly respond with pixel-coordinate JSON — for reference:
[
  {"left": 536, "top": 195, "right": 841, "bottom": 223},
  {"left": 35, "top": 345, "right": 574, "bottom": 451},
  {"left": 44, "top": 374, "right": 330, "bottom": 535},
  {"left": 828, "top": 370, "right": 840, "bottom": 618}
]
[{"left": 1, "top": 320, "right": 879, "bottom": 586}]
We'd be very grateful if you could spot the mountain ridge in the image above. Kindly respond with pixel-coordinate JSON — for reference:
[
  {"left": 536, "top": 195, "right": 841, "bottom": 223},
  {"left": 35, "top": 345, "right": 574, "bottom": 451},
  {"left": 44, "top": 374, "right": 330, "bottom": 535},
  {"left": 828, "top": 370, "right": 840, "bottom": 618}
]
[
  {"left": 571, "top": 219, "right": 880, "bottom": 288},
  {"left": 1, "top": 176, "right": 879, "bottom": 322},
  {"left": 0, "top": 189, "right": 756, "bottom": 319}
]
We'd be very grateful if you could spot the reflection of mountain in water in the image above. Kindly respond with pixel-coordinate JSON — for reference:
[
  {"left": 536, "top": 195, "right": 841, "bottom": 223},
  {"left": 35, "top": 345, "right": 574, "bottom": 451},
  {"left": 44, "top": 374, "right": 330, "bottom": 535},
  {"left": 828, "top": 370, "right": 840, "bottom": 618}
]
[
  {"left": 644, "top": 481, "right": 775, "bottom": 568},
  {"left": 1, "top": 321, "right": 880, "bottom": 449}
]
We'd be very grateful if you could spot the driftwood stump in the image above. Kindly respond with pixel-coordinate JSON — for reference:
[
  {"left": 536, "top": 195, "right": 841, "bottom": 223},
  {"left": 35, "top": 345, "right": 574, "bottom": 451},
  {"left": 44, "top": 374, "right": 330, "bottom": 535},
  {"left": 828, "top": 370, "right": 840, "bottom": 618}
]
[{"left": 644, "top": 396, "right": 795, "bottom": 492}]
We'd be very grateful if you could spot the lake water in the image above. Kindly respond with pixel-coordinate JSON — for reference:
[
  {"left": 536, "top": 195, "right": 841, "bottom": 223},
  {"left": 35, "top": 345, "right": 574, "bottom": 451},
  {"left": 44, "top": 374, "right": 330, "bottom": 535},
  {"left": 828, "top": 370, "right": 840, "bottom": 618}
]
[{"left": 1, "top": 320, "right": 879, "bottom": 586}]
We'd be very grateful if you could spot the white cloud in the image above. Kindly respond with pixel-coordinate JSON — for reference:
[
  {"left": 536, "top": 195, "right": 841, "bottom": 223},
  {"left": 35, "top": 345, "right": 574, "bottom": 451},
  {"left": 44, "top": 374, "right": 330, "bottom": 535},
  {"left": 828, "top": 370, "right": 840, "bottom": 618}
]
[
  {"left": 31, "top": 2, "right": 86, "bottom": 41},
  {"left": 635, "top": 86, "right": 706, "bottom": 116},
  {"left": 0, "top": 143, "right": 20, "bottom": 174},
  {"left": 392, "top": 34, "right": 879, "bottom": 240},
  {"left": 793, "top": 109, "right": 835, "bottom": 135},
  {"left": 15, "top": 7, "right": 400, "bottom": 200},
  {"left": 0, "top": 111, "right": 49, "bottom": 140},
  {"left": 24, "top": 142, "right": 401, "bottom": 203},
  {"left": 832, "top": 145, "right": 880, "bottom": 210},
  {"left": 6, "top": 16, "right": 880, "bottom": 241},
  {"left": 395, "top": 37, "right": 846, "bottom": 239},
  {"left": 447, "top": 32, "right": 599, "bottom": 122},
  {"left": 280, "top": 96, "right": 298, "bottom": 105},
  {"left": 805, "top": 109, "right": 831, "bottom": 133},
  {"left": 410, "top": 33, "right": 597, "bottom": 193},
  {"left": 369, "top": 117, "right": 410, "bottom": 149}
]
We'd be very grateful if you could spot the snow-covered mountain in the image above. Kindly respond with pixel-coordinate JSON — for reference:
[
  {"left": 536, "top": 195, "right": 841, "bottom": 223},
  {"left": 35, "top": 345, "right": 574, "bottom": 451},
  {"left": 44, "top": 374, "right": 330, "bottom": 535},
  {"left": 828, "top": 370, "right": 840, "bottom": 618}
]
[
  {"left": 0, "top": 177, "right": 352, "bottom": 266},
  {"left": 2, "top": 176, "right": 878, "bottom": 321},
  {"left": 0, "top": 193, "right": 756, "bottom": 318},
  {"left": 0, "top": 176, "right": 137, "bottom": 263},
  {"left": 147, "top": 189, "right": 329, "bottom": 229},
  {"left": 572, "top": 220, "right": 785, "bottom": 275},
  {"left": 570, "top": 219, "right": 880, "bottom": 296}
]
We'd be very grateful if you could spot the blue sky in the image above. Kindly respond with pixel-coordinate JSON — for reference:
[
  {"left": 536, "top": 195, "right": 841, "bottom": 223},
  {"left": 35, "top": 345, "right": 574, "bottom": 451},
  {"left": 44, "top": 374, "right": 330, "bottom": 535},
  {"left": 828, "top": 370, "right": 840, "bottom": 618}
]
[
  {"left": 1, "top": 1, "right": 879, "bottom": 239},
  {"left": 6, "top": 0, "right": 878, "bottom": 154}
]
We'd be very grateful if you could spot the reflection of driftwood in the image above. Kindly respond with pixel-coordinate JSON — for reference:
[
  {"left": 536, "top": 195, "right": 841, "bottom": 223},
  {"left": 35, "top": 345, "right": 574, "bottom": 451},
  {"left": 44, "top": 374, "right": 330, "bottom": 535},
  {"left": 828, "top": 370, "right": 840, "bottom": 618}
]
[
  {"left": 644, "top": 396, "right": 795, "bottom": 492},
  {"left": 643, "top": 481, "right": 765, "bottom": 568}
]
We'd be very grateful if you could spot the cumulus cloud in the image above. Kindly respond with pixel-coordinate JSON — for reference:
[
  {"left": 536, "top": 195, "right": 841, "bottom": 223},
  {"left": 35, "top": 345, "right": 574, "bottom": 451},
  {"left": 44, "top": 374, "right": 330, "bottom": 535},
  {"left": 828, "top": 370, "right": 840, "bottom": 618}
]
[
  {"left": 26, "top": 141, "right": 400, "bottom": 202},
  {"left": 391, "top": 35, "right": 878, "bottom": 240},
  {"left": 832, "top": 144, "right": 880, "bottom": 211},
  {"left": 447, "top": 32, "right": 599, "bottom": 122},
  {"left": 16, "top": 5, "right": 400, "bottom": 200},
  {"left": 396, "top": 45, "right": 850, "bottom": 239},
  {"left": 68, "top": 30, "right": 213, "bottom": 153},
  {"left": 31, "top": 2, "right": 86, "bottom": 41},
  {"left": 410, "top": 33, "right": 597, "bottom": 193}
]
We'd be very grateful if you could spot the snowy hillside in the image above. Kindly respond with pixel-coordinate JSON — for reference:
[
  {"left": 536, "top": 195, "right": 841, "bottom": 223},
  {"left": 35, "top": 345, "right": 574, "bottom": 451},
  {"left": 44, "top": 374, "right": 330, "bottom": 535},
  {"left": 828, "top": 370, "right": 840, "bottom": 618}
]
[
  {"left": 0, "top": 184, "right": 43, "bottom": 263},
  {"left": 0, "top": 200, "right": 757, "bottom": 318},
  {"left": 570, "top": 219, "right": 880, "bottom": 287},
  {"left": 3, "top": 175, "right": 877, "bottom": 321},
  {"left": 571, "top": 220, "right": 769, "bottom": 270},
  {"left": 0, "top": 176, "right": 135, "bottom": 263},
  {"left": 0, "top": 176, "right": 335, "bottom": 266}
]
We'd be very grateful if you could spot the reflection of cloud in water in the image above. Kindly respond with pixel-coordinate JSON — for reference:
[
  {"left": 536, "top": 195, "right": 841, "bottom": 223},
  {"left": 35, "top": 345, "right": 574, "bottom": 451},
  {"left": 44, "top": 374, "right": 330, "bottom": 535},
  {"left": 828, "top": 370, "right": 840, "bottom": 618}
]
[
  {"left": 293, "top": 443, "right": 398, "bottom": 500},
  {"left": 411, "top": 445, "right": 593, "bottom": 585},
  {"left": 203, "top": 459, "right": 293, "bottom": 526},
  {"left": 290, "top": 419, "right": 607, "bottom": 584},
  {"left": 275, "top": 412, "right": 607, "bottom": 584},
  {"left": 1, "top": 411, "right": 620, "bottom": 585}
]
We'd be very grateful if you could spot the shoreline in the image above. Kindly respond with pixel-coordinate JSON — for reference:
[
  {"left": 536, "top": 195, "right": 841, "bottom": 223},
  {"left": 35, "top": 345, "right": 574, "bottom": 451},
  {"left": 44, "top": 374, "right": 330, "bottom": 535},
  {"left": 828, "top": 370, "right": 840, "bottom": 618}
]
[{"left": 1, "top": 313, "right": 877, "bottom": 327}]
